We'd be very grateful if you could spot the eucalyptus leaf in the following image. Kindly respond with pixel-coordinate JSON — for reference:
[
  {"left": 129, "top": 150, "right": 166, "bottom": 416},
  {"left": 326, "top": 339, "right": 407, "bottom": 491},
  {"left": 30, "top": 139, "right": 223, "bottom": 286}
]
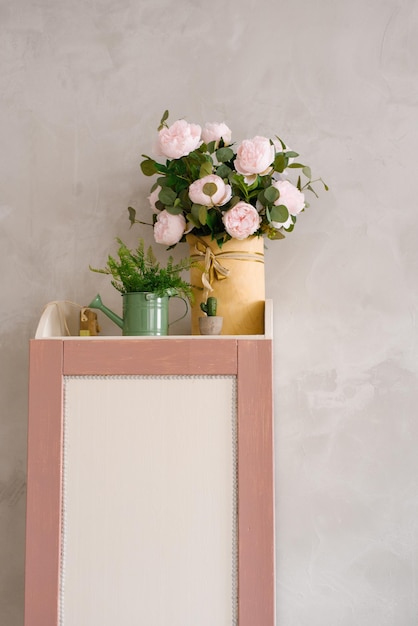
[
  {"left": 191, "top": 204, "right": 203, "bottom": 222},
  {"left": 216, "top": 147, "right": 234, "bottom": 163},
  {"left": 158, "top": 109, "right": 169, "bottom": 131},
  {"left": 159, "top": 187, "right": 177, "bottom": 205},
  {"left": 199, "top": 161, "right": 213, "bottom": 178},
  {"left": 127, "top": 206, "right": 137, "bottom": 226},
  {"left": 288, "top": 163, "right": 305, "bottom": 169},
  {"left": 264, "top": 186, "right": 280, "bottom": 204},
  {"left": 202, "top": 182, "right": 217, "bottom": 197},
  {"left": 257, "top": 190, "right": 267, "bottom": 206},
  {"left": 270, "top": 205, "right": 289, "bottom": 223},
  {"left": 216, "top": 164, "right": 232, "bottom": 179},
  {"left": 275, "top": 136, "right": 287, "bottom": 151},
  {"left": 140, "top": 159, "right": 158, "bottom": 176},
  {"left": 273, "top": 154, "right": 286, "bottom": 173},
  {"left": 199, "top": 205, "right": 208, "bottom": 225},
  {"left": 302, "top": 166, "right": 312, "bottom": 179},
  {"left": 269, "top": 229, "right": 286, "bottom": 240},
  {"left": 229, "top": 195, "right": 241, "bottom": 208},
  {"left": 188, "top": 214, "right": 200, "bottom": 228},
  {"left": 179, "top": 188, "right": 192, "bottom": 208},
  {"left": 307, "top": 184, "right": 319, "bottom": 198},
  {"left": 165, "top": 205, "right": 183, "bottom": 215}
]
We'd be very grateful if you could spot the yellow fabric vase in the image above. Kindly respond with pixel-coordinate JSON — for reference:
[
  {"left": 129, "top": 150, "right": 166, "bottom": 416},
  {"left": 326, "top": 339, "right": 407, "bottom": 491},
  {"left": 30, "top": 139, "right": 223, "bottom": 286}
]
[{"left": 187, "top": 234, "right": 265, "bottom": 335}]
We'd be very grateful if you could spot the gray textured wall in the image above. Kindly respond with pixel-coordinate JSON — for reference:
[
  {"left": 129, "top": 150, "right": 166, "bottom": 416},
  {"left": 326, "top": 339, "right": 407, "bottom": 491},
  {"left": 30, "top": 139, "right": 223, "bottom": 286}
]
[{"left": 1, "top": 0, "right": 417, "bottom": 624}]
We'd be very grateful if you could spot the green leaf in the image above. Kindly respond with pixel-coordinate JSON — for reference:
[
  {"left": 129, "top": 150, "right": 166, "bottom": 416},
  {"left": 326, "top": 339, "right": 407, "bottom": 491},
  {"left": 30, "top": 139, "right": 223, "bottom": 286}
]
[
  {"left": 216, "top": 147, "right": 234, "bottom": 163},
  {"left": 229, "top": 195, "right": 241, "bottom": 208},
  {"left": 207, "top": 140, "right": 216, "bottom": 154},
  {"left": 140, "top": 159, "right": 158, "bottom": 176},
  {"left": 158, "top": 109, "right": 169, "bottom": 130},
  {"left": 285, "top": 151, "right": 299, "bottom": 158},
  {"left": 188, "top": 214, "right": 200, "bottom": 228},
  {"left": 246, "top": 176, "right": 261, "bottom": 192},
  {"left": 270, "top": 205, "right": 289, "bottom": 223},
  {"left": 179, "top": 188, "right": 192, "bottom": 209},
  {"left": 307, "top": 184, "right": 319, "bottom": 198},
  {"left": 199, "top": 161, "right": 213, "bottom": 178},
  {"left": 288, "top": 162, "right": 305, "bottom": 169},
  {"left": 216, "top": 164, "right": 232, "bottom": 179},
  {"left": 154, "top": 162, "right": 168, "bottom": 174},
  {"left": 198, "top": 205, "right": 208, "bottom": 225},
  {"left": 302, "top": 166, "right": 312, "bottom": 179},
  {"left": 263, "top": 186, "right": 280, "bottom": 204},
  {"left": 191, "top": 204, "right": 203, "bottom": 222},
  {"left": 268, "top": 229, "right": 286, "bottom": 240},
  {"left": 127, "top": 206, "right": 137, "bottom": 226},
  {"left": 257, "top": 190, "right": 266, "bottom": 205},
  {"left": 273, "top": 154, "right": 287, "bottom": 173},
  {"left": 159, "top": 187, "right": 177, "bottom": 205},
  {"left": 165, "top": 205, "right": 183, "bottom": 215},
  {"left": 202, "top": 182, "right": 217, "bottom": 197},
  {"left": 275, "top": 136, "right": 287, "bottom": 151},
  {"left": 206, "top": 208, "right": 220, "bottom": 233}
]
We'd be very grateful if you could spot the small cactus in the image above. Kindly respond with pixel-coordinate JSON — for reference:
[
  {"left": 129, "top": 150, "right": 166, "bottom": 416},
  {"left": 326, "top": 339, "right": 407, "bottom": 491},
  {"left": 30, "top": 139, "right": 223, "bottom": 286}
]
[{"left": 200, "top": 296, "right": 218, "bottom": 316}]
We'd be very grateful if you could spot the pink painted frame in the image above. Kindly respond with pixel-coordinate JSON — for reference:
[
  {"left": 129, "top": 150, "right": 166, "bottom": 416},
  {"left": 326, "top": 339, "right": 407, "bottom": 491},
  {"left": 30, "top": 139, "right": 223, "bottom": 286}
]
[{"left": 25, "top": 338, "right": 274, "bottom": 626}]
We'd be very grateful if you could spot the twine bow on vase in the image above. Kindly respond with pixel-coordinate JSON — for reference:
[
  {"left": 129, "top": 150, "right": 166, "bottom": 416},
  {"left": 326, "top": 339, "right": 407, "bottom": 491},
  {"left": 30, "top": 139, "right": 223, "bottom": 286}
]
[{"left": 190, "top": 237, "right": 230, "bottom": 301}]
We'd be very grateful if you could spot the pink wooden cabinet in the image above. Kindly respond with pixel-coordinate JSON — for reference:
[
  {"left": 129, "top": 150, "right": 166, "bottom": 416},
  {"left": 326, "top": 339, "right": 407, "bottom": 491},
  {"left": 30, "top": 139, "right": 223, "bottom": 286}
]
[{"left": 25, "top": 336, "right": 275, "bottom": 626}]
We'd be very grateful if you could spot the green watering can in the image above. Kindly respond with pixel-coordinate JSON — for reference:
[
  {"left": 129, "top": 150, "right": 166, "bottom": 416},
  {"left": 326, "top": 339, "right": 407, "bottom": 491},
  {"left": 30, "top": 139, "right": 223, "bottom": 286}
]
[{"left": 88, "top": 292, "right": 188, "bottom": 336}]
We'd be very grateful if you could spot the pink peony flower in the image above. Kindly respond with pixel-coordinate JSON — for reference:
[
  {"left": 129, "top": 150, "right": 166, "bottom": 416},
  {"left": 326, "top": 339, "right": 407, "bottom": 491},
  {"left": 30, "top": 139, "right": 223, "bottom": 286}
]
[
  {"left": 272, "top": 180, "right": 305, "bottom": 216},
  {"left": 153, "top": 210, "right": 186, "bottom": 246},
  {"left": 148, "top": 186, "right": 161, "bottom": 211},
  {"left": 157, "top": 119, "right": 202, "bottom": 159},
  {"left": 189, "top": 174, "right": 232, "bottom": 206},
  {"left": 201, "top": 122, "right": 232, "bottom": 147},
  {"left": 234, "top": 136, "right": 275, "bottom": 178},
  {"left": 222, "top": 201, "right": 261, "bottom": 240}
]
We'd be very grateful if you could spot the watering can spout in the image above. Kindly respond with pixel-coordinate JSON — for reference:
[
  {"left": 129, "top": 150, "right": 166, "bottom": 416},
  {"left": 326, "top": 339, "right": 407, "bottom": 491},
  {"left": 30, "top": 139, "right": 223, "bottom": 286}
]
[{"left": 88, "top": 294, "right": 123, "bottom": 329}]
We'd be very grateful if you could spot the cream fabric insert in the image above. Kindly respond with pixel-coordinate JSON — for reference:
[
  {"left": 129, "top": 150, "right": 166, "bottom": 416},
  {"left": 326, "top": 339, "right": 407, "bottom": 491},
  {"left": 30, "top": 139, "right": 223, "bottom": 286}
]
[{"left": 61, "top": 376, "right": 237, "bottom": 626}]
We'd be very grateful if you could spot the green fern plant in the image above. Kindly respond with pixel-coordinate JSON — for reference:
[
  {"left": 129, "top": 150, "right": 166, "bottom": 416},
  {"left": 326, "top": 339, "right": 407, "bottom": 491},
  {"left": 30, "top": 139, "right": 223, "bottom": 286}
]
[{"left": 90, "top": 238, "right": 194, "bottom": 301}]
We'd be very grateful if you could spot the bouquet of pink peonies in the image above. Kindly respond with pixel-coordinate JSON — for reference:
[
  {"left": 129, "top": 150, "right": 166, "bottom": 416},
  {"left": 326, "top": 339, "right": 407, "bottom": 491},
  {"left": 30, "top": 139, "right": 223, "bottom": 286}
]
[{"left": 129, "top": 110, "right": 327, "bottom": 247}]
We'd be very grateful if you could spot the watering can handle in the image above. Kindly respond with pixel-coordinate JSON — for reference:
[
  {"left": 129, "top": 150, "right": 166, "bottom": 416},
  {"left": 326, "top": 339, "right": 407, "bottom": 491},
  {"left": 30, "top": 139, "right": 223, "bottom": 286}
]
[{"left": 168, "top": 297, "right": 189, "bottom": 328}]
